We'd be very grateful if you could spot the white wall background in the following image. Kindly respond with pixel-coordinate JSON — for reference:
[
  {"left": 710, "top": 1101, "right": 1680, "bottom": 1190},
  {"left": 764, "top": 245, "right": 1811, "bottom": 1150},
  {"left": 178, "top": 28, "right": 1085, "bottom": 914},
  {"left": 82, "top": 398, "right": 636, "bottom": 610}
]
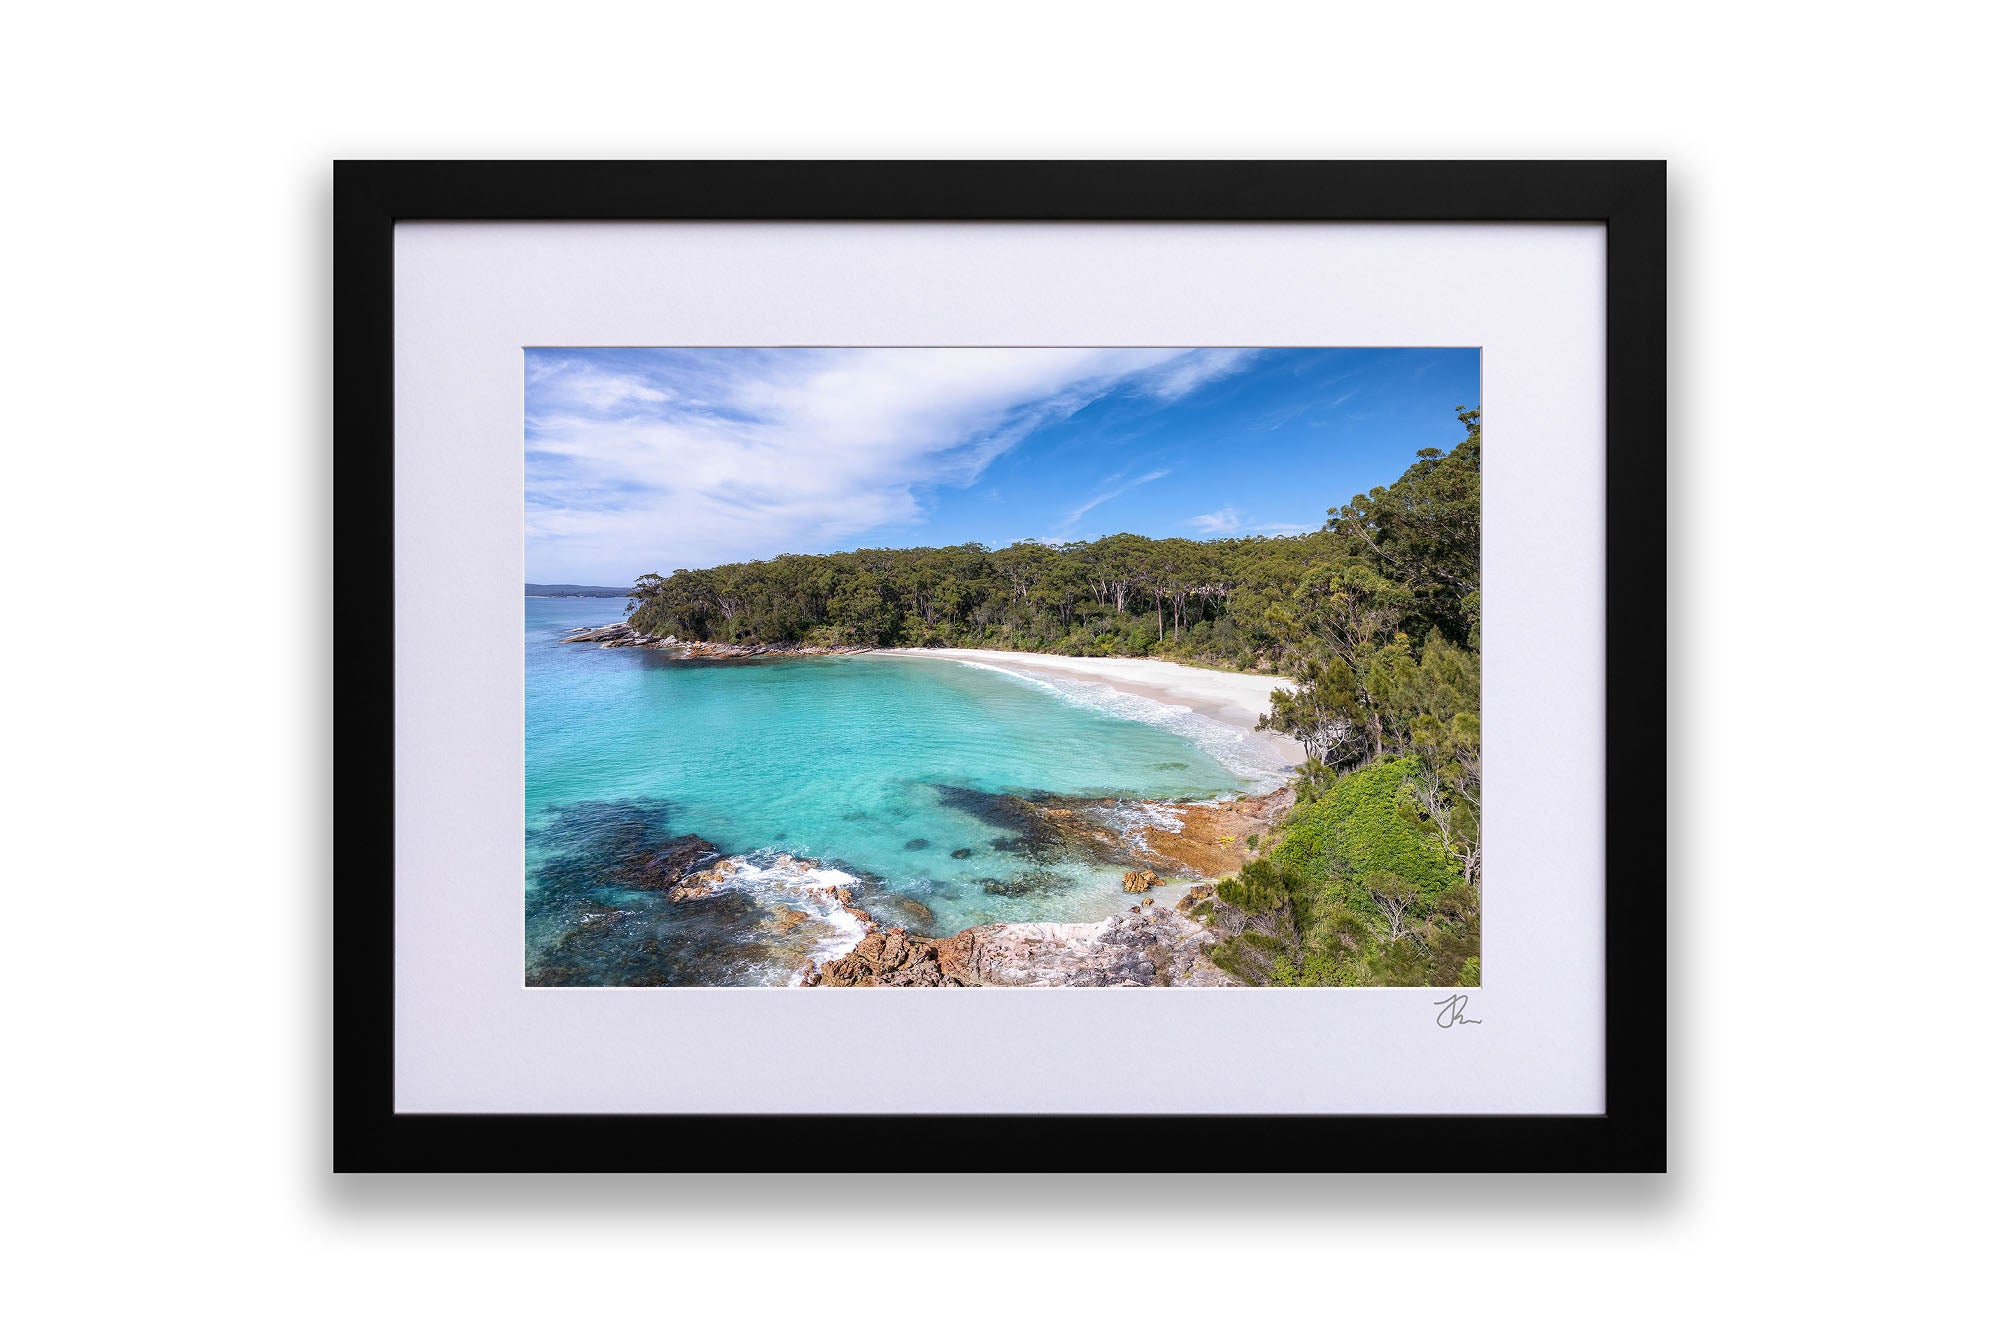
[{"left": 2, "top": 2, "right": 1988, "bottom": 1329}]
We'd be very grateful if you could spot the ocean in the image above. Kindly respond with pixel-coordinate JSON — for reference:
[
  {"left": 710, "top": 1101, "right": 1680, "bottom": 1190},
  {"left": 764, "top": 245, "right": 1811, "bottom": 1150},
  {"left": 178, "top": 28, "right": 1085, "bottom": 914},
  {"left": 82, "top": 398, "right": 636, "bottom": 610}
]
[{"left": 525, "top": 596, "right": 1286, "bottom": 984}]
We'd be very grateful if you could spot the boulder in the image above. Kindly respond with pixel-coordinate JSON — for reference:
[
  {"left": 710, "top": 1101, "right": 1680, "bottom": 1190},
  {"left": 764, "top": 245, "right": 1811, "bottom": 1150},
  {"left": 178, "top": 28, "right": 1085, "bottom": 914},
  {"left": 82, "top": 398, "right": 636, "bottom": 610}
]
[{"left": 1122, "top": 868, "right": 1163, "bottom": 894}]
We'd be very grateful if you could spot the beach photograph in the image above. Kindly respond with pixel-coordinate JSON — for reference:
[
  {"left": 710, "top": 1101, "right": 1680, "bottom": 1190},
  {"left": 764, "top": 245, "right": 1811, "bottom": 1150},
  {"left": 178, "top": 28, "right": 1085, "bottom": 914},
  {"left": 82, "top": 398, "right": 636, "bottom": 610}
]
[{"left": 525, "top": 346, "right": 1481, "bottom": 987}]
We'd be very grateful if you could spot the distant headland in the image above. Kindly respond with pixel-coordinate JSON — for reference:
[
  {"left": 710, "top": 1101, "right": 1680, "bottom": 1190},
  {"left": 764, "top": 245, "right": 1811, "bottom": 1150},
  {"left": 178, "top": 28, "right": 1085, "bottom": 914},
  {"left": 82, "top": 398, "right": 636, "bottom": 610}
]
[{"left": 525, "top": 583, "right": 635, "bottom": 598}]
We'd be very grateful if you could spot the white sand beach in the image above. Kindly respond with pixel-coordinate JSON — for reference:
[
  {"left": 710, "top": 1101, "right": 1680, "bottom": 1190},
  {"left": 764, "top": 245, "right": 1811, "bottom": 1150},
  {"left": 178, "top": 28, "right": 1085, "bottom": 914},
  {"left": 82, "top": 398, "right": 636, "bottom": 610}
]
[{"left": 881, "top": 648, "right": 1308, "bottom": 768}]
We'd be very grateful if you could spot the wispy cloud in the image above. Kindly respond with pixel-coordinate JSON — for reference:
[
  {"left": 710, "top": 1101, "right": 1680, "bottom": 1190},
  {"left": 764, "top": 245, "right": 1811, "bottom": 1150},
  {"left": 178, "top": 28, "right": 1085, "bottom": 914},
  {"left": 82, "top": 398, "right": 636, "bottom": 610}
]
[
  {"left": 1063, "top": 467, "right": 1171, "bottom": 527},
  {"left": 1143, "top": 348, "right": 1257, "bottom": 400},
  {"left": 525, "top": 347, "right": 1254, "bottom": 582},
  {"left": 1187, "top": 507, "right": 1312, "bottom": 538}
]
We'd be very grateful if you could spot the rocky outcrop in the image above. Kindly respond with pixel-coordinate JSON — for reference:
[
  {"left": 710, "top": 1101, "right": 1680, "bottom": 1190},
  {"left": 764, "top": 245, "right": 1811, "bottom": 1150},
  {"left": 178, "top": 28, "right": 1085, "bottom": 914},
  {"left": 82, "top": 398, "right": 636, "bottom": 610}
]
[
  {"left": 561, "top": 621, "right": 650, "bottom": 644},
  {"left": 664, "top": 851, "right": 855, "bottom": 908},
  {"left": 675, "top": 640, "right": 871, "bottom": 660},
  {"left": 665, "top": 861, "right": 734, "bottom": 904},
  {"left": 1032, "top": 787, "right": 1295, "bottom": 880},
  {"left": 1122, "top": 868, "right": 1163, "bottom": 894},
  {"left": 811, "top": 926, "right": 963, "bottom": 987},
  {"left": 618, "top": 834, "right": 720, "bottom": 894},
  {"left": 558, "top": 622, "right": 871, "bottom": 658},
  {"left": 804, "top": 900, "right": 1236, "bottom": 988}
]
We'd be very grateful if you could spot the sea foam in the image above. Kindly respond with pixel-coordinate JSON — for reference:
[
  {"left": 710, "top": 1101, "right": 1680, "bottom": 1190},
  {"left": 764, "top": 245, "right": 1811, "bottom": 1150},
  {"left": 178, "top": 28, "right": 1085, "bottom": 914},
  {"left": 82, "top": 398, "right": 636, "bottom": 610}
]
[
  {"left": 942, "top": 659, "right": 1293, "bottom": 791},
  {"left": 697, "top": 851, "right": 871, "bottom": 968}
]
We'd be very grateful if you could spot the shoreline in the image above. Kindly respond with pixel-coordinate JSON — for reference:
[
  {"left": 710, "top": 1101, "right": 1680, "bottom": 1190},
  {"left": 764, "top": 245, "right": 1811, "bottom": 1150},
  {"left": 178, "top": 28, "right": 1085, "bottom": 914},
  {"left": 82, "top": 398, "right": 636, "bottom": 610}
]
[
  {"left": 555, "top": 624, "right": 1307, "bottom": 776},
  {"left": 540, "top": 626, "right": 1305, "bottom": 985},
  {"left": 879, "top": 647, "right": 1309, "bottom": 771}
]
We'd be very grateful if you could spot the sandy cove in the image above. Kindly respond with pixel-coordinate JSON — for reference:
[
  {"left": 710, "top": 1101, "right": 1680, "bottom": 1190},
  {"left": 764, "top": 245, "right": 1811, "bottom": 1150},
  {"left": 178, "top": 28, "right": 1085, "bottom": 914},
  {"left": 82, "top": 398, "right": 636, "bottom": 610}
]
[{"left": 555, "top": 631, "right": 1305, "bottom": 983}]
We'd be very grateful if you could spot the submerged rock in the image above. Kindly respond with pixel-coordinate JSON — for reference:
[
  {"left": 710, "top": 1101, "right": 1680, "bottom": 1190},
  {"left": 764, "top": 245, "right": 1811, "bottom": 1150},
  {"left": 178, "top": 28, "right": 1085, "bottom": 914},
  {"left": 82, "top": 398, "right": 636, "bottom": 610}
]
[
  {"left": 882, "top": 895, "right": 935, "bottom": 928},
  {"left": 979, "top": 868, "right": 1073, "bottom": 898},
  {"left": 903, "top": 838, "right": 931, "bottom": 850},
  {"left": 621, "top": 834, "right": 721, "bottom": 893},
  {"left": 950, "top": 848, "right": 973, "bottom": 860},
  {"left": 932, "top": 786, "right": 1071, "bottom": 863}
]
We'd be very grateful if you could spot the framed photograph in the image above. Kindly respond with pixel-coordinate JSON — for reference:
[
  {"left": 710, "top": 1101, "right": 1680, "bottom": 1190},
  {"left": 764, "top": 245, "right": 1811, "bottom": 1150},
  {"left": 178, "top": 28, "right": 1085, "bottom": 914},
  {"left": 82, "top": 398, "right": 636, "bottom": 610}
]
[{"left": 337, "top": 161, "right": 1665, "bottom": 1170}]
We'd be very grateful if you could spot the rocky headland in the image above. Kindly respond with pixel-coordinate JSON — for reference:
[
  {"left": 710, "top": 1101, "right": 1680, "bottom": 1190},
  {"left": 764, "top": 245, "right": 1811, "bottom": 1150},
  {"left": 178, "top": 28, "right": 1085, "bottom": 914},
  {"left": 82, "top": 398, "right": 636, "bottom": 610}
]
[{"left": 560, "top": 621, "right": 872, "bottom": 659}]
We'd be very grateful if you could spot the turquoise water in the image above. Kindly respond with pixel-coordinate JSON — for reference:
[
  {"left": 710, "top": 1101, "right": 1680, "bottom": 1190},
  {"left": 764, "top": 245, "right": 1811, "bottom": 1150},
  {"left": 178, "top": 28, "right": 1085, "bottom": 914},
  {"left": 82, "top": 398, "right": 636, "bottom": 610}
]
[{"left": 525, "top": 597, "right": 1269, "bottom": 984}]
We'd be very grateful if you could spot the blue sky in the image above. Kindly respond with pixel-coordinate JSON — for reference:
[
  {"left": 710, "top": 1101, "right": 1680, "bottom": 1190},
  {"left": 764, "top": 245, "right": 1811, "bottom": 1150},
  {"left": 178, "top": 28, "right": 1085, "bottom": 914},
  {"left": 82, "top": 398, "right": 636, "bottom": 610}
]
[{"left": 526, "top": 346, "right": 1479, "bottom": 585}]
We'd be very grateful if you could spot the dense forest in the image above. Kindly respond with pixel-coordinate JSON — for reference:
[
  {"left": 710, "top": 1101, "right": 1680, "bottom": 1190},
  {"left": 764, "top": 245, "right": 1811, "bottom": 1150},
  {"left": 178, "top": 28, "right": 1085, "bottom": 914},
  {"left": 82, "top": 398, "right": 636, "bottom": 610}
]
[{"left": 627, "top": 406, "right": 1483, "bottom": 987}]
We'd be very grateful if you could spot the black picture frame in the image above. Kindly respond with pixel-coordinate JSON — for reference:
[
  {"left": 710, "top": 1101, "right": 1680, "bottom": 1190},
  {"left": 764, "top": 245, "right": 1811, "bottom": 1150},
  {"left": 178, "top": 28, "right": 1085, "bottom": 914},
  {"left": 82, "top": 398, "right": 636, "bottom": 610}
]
[{"left": 336, "top": 160, "right": 1666, "bottom": 1173}]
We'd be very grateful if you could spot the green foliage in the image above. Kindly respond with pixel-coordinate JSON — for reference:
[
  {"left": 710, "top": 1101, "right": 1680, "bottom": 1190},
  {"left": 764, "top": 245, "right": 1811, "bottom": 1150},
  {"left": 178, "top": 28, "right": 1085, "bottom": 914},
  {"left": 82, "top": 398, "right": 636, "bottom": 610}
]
[
  {"left": 1207, "top": 935, "right": 1277, "bottom": 984},
  {"left": 1270, "top": 759, "right": 1460, "bottom": 911},
  {"left": 628, "top": 527, "right": 1354, "bottom": 663},
  {"left": 1326, "top": 405, "right": 1481, "bottom": 645},
  {"left": 1214, "top": 857, "right": 1294, "bottom": 916}
]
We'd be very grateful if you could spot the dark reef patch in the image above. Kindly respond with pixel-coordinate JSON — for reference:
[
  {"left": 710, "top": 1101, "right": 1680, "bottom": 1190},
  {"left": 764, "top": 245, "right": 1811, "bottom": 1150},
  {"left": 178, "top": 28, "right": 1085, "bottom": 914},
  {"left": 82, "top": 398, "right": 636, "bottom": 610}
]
[
  {"left": 527, "top": 799, "right": 773, "bottom": 985},
  {"left": 877, "top": 894, "right": 936, "bottom": 929},
  {"left": 903, "top": 837, "right": 931, "bottom": 851},
  {"left": 979, "top": 869, "right": 1075, "bottom": 899},
  {"left": 931, "top": 784, "right": 1069, "bottom": 862}
]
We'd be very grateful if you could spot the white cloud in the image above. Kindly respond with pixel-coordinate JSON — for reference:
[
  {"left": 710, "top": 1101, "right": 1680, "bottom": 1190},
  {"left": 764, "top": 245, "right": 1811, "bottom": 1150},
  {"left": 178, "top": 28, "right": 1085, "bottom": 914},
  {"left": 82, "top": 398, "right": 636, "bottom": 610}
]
[
  {"left": 527, "top": 356, "right": 670, "bottom": 412},
  {"left": 1144, "top": 348, "right": 1256, "bottom": 400},
  {"left": 1062, "top": 468, "right": 1171, "bottom": 527},
  {"left": 1187, "top": 508, "right": 1315, "bottom": 538},
  {"left": 525, "top": 348, "right": 1253, "bottom": 582}
]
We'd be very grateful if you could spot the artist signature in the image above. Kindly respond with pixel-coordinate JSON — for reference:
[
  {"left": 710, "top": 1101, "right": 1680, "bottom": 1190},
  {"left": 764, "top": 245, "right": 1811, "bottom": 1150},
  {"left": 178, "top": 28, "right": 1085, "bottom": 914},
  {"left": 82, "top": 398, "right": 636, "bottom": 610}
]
[{"left": 1433, "top": 993, "right": 1482, "bottom": 1028}]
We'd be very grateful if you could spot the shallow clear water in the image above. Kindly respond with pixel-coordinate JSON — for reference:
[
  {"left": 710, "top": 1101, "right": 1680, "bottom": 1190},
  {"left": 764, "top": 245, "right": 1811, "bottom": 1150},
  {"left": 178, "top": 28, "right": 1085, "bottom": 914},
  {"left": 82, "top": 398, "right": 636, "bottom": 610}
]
[{"left": 525, "top": 597, "right": 1275, "bottom": 983}]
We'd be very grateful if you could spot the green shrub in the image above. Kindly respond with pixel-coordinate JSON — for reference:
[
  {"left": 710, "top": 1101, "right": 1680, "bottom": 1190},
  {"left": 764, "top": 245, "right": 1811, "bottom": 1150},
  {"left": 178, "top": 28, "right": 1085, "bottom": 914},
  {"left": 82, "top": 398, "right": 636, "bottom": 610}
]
[
  {"left": 1206, "top": 937, "right": 1266, "bottom": 983},
  {"left": 1239, "top": 930, "right": 1288, "bottom": 957},
  {"left": 1270, "top": 758, "right": 1459, "bottom": 911},
  {"left": 1214, "top": 858, "right": 1291, "bottom": 915}
]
